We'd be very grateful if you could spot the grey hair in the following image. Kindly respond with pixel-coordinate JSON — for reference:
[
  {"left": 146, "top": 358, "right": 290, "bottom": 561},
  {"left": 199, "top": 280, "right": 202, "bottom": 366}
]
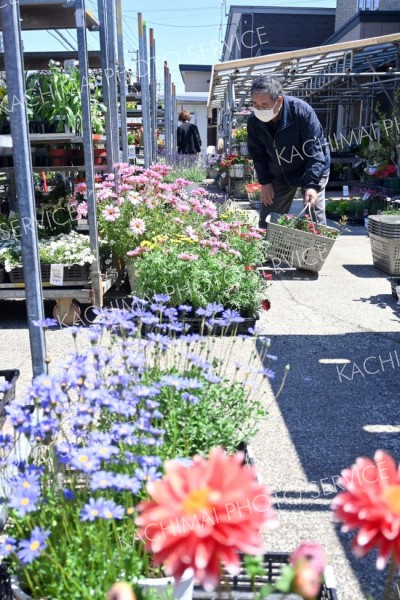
[{"left": 250, "top": 76, "right": 283, "bottom": 101}]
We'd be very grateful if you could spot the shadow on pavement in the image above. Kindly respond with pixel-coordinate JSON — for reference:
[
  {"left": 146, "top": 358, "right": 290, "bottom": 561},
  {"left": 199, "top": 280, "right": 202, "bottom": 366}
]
[
  {"left": 258, "top": 331, "right": 400, "bottom": 599},
  {"left": 342, "top": 264, "right": 391, "bottom": 279},
  {"left": 355, "top": 293, "right": 400, "bottom": 318}
]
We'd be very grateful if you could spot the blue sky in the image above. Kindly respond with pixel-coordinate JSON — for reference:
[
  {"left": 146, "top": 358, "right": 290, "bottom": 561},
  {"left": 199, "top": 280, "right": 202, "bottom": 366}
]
[{"left": 21, "top": 0, "right": 336, "bottom": 92}]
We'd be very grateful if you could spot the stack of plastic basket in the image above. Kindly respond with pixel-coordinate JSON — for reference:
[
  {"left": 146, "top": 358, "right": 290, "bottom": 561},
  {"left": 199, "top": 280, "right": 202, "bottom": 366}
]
[{"left": 368, "top": 215, "right": 400, "bottom": 275}]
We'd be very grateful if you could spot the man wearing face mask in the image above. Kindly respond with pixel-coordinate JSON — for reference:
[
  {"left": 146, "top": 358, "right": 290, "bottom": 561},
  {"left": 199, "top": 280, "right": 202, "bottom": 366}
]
[{"left": 247, "top": 76, "right": 330, "bottom": 228}]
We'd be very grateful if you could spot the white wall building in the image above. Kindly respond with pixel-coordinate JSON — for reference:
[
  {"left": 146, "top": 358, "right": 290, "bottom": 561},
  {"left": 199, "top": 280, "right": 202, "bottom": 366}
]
[{"left": 176, "top": 65, "right": 214, "bottom": 149}]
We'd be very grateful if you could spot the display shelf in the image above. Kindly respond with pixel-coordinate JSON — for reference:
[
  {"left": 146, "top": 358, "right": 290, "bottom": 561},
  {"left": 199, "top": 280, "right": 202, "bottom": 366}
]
[
  {"left": 0, "top": 271, "right": 117, "bottom": 298},
  {"left": 0, "top": 51, "right": 102, "bottom": 71},
  {"left": 0, "top": 134, "right": 107, "bottom": 146},
  {"left": 0, "top": 2, "right": 98, "bottom": 31},
  {"left": 0, "top": 270, "right": 118, "bottom": 324},
  {"left": 0, "top": 165, "right": 107, "bottom": 175}
]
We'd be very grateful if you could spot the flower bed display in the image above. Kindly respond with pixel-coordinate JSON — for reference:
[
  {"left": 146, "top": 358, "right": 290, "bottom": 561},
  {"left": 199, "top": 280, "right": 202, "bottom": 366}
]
[
  {"left": 0, "top": 232, "right": 94, "bottom": 274},
  {"left": 72, "top": 165, "right": 270, "bottom": 316},
  {"left": 0, "top": 306, "right": 281, "bottom": 599}
]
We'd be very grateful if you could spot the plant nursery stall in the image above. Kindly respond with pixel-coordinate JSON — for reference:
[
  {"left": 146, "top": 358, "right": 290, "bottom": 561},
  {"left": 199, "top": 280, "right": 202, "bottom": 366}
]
[{"left": 0, "top": 1, "right": 179, "bottom": 376}]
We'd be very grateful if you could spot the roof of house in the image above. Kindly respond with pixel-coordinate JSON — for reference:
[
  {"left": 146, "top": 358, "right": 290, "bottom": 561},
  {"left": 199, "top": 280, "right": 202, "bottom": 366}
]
[{"left": 208, "top": 32, "right": 400, "bottom": 108}]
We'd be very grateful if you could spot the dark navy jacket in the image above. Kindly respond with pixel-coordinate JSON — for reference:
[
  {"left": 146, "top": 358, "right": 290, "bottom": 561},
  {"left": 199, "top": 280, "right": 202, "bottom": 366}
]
[
  {"left": 247, "top": 95, "right": 330, "bottom": 192},
  {"left": 177, "top": 122, "right": 202, "bottom": 154}
]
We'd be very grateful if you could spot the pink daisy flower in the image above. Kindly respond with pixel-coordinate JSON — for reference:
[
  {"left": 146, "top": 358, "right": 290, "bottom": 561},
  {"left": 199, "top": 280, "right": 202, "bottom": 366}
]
[
  {"left": 178, "top": 253, "right": 199, "bottom": 261},
  {"left": 129, "top": 218, "right": 146, "bottom": 235},
  {"left": 102, "top": 205, "right": 120, "bottom": 222}
]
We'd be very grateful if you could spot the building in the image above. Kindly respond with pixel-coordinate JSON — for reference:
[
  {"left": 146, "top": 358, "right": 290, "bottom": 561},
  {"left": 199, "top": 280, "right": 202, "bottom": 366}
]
[
  {"left": 177, "top": 65, "right": 214, "bottom": 148},
  {"left": 221, "top": 5, "right": 336, "bottom": 62},
  {"left": 332, "top": 0, "right": 400, "bottom": 41}
]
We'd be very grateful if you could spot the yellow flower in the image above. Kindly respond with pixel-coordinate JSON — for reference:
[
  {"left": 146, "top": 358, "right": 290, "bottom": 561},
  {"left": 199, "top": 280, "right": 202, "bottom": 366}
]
[{"left": 140, "top": 240, "right": 152, "bottom": 248}]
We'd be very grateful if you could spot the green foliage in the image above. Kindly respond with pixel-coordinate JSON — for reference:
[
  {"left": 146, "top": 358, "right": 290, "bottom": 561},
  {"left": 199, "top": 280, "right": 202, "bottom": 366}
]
[
  {"left": 163, "top": 165, "right": 207, "bottom": 183},
  {"left": 232, "top": 126, "right": 248, "bottom": 143},
  {"left": 360, "top": 87, "right": 400, "bottom": 170},
  {"left": 25, "top": 62, "right": 106, "bottom": 135}
]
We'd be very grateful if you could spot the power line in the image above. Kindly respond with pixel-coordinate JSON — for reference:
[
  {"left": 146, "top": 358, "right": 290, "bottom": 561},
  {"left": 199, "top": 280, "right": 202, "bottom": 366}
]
[
  {"left": 126, "top": 20, "right": 220, "bottom": 28},
  {"left": 46, "top": 30, "right": 73, "bottom": 52}
]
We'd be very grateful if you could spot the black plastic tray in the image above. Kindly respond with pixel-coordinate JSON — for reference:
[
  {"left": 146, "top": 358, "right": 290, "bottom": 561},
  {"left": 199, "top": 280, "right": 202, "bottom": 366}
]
[
  {"left": 193, "top": 552, "right": 337, "bottom": 600},
  {"left": 0, "top": 369, "right": 20, "bottom": 427}
]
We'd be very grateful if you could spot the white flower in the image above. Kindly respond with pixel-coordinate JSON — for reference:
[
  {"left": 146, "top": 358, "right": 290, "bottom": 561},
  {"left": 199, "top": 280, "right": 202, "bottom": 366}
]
[{"left": 129, "top": 218, "right": 146, "bottom": 236}]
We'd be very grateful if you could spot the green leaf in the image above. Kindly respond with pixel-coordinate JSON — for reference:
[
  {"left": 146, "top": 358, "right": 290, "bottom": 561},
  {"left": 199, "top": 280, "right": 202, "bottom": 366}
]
[{"left": 274, "top": 565, "right": 295, "bottom": 593}]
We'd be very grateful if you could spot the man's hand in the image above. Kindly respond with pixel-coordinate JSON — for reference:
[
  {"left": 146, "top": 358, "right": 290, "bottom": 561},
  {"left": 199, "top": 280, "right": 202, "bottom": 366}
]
[
  {"left": 304, "top": 188, "right": 318, "bottom": 209},
  {"left": 261, "top": 183, "right": 275, "bottom": 206}
]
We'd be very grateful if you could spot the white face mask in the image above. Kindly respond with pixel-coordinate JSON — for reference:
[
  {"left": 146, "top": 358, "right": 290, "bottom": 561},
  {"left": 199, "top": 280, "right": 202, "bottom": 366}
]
[{"left": 253, "top": 100, "right": 280, "bottom": 123}]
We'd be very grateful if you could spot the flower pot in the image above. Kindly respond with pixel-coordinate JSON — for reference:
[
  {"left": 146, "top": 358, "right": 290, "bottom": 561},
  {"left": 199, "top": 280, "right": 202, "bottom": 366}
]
[
  {"left": 239, "top": 142, "right": 248, "bottom": 156},
  {"left": 127, "top": 263, "right": 138, "bottom": 293},
  {"left": 229, "top": 164, "right": 245, "bottom": 178},
  {"left": 48, "top": 148, "right": 71, "bottom": 167},
  {"left": 137, "top": 570, "right": 194, "bottom": 600},
  {"left": 384, "top": 177, "right": 400, "bottom": 192},
  {"left": 71, "top": 149, "right": 84, "bottom": 166},
  {"left": 207, "top": 167, "right": 219, "bottom": 179},
  {"left": 94, "top": 148, "right": 107, "bottom": 166},
  {"left": 11, "top": 576, "right": 34, "bottom": 600}
]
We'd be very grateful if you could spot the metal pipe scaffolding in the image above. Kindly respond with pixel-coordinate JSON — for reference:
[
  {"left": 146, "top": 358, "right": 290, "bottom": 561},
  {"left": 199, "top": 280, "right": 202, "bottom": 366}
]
[
  {"left": 76, "top": 0, "right": 102, "bottom": 308},
  {"left": 105, "top": 0, "right": 120, "bottom": 167},
  {"left": 116, "top": 0, "right": 128, "bottom": 163},
  {"left": 97, "top": 0, "right": 116, "bottom": 170},
  {"left": 149, "top": 29, "right": 157, "bottom": 162},
  {"left": 2, "top": 0, "right": 46, "bottom": 376},
  {"left": 171, "top": 82, "right": 177, "bottom": 155},
  {"left": 164, "top": 61, "right": 171, "bottom": 156},
  {"left": 138, "top": 13, "right": 151, "bottom": 167},
  {"left": 142, "top": 20, "right": 152, "bottom": 165}
]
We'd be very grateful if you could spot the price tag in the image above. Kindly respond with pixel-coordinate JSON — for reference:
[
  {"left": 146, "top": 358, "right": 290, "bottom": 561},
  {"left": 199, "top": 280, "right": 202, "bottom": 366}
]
[
  {"left": 342, "top": 185, "right": 349, "bottom": 197},
  {"left": 362, "top": 192, "right": 370, "bottom": 201},
  {"left": 128, "top": 145, "right": 136, "bottom": 159},
  {"left": 50, "top": 264, "right": 64, "bottom": 286}
]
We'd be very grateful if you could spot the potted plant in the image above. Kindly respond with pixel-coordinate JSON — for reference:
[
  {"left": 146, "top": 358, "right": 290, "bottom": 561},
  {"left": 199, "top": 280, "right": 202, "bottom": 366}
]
[
  {"left": 219, "top": 154, "right": 253, "bottom": 179},
  {"left": 91, "top": 89, "right": 106, "bottom": 136},
  {"left": 1, "top": 303, "right": 278, "bottom": 599},
  {"left": 48, "top": 144, "right": 73, "bottom": 167},
  {"left": 245, "top": 182, "right": 263, "bottom": 209},
  {"left": 27, "top": 62, "right": 82, "bottom": 134},
  {"left": 0, "top": 231, "right": 94, "bottom": 282},
  {"left": 232, "top": 126, "right": 248, "bottom": 156},
  {"left": 92, "top": 164, "right": 270, "bottom": 316}
]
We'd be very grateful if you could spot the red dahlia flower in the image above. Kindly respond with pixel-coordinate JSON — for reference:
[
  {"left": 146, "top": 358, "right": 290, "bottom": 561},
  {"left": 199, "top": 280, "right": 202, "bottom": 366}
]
[
  {"left": 136, "top": 447, "right": 278, "bottom": 590},
  {"left": 331, "top": 450, "right": 400, "bottom": 570},
  {"left": 262, "top": 299, "right": 271, "bottom": 311}
]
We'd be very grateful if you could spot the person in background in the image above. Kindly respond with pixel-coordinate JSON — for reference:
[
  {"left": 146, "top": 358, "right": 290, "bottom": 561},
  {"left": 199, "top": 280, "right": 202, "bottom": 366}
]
[
  {"left": 247, "top": 76, "right": 330, "bottom": 228},
  {"left": 177, "top": 111, "right": 202, "bottom": 155}
]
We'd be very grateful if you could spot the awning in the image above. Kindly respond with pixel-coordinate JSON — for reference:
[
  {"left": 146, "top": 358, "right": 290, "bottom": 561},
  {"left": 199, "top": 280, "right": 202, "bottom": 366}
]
[{"left": 208, "top": 32, "right": 400, "bottom": 108}]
